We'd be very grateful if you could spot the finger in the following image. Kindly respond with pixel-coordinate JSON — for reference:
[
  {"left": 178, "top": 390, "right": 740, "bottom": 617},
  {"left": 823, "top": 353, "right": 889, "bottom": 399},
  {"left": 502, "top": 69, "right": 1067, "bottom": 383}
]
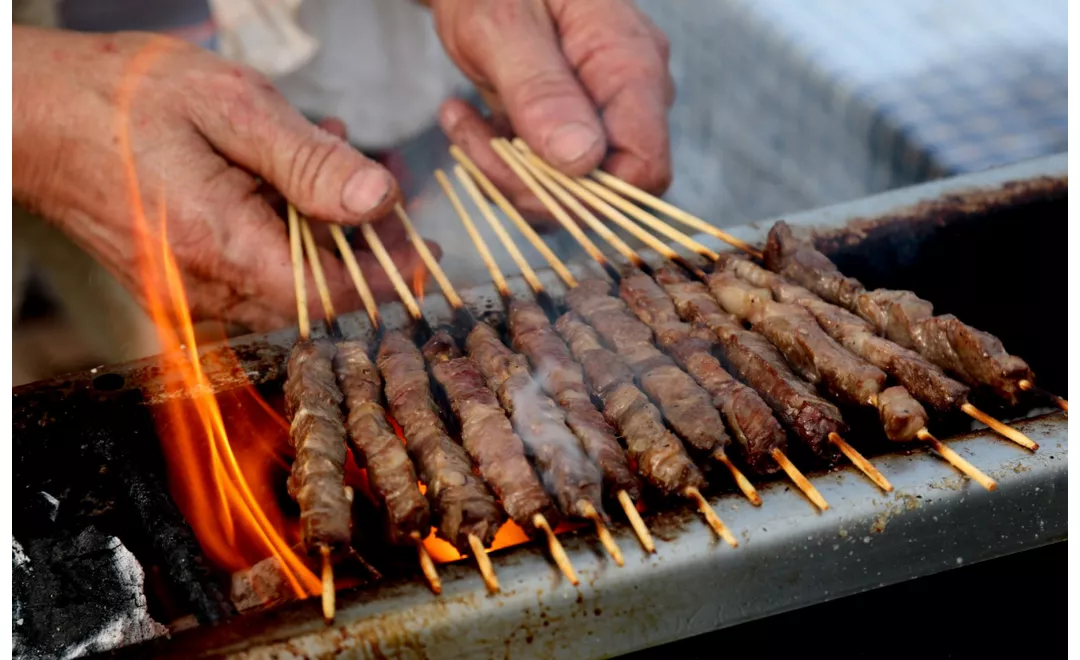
[
  {"left": 188, "top": 66, "right": 401, "bottom": 224},
  {"left": 439, "top": 98, "right": 566, "bottom": 225},
  {"left": 559, "top": 2, "right": 674, "bottom": 193},
  {"left": 317, "top": 116, "right": 348, "bottom": 141},
  {"left": 465, "top": 5, "right": 606, "bottom": 174}
]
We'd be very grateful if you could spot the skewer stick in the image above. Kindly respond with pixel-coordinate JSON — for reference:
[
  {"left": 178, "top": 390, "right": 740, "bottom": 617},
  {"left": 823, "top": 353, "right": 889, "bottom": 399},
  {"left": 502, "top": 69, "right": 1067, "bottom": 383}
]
[
  {"left": 533, "top": 514, "right": 579, "bottom": 585},
  {"left": 435, "top": 169, "right": 511, "bottom": 296},
  {"left": 581, "top": 501, "right": 625, "bottom": 566},
  {"left": 512, "top": 139, "right": 707, "bottom": 277},
  {"left": 360, "top": 223, "right": 423, "bottom": 321},
  {"left": 329, "top": 224, "right": 380, "bottom": 329},
  {"left": 469, "top": 534, "right": 501, "bottom": 594},
  {"left": 489, "top": 139, "right": 613, "bottom": 270},
  {"left": 411, "top": 531, "right": 442, "bottom": 595},
  {"left": 320, "top": 544, "right": 335, "bottom": 624},
  {"left": 299, "top": 217, "right": 336, "bottom": 323},
  {"left": 960, "top": 403, "right": 1039, "bottom": 451},
  {"left": 684, "top": 487, "right": 738, "bottom": 548},
  {"left": 716, "top": 454, "right": 762, "bottom": 506},
  {"left": 497, "top": 139, "right": 643, "bottom": 269},
  {"left": 589, "top": 169, "right": 764, "bottom": 259},
  {"left": 916, "top": 429, "right": 997, "bottom": 492},
  {"left": 618, "top": 490, "right": 655, "bottom": 553},
  {"left": 450, "top": 146, "right": 578, "bottom": 288},
  {"left": 828, "top": 432, "right": 893, "bottom": 493},
  {"left": 446, "top": 173, "right": 657, "bottom": 555},
  {"left": 577, "top": 176, "right": 721, "bottom": 261},
  {"left": 453, "top": 165, "right": 547, "bottom": 295},
  {"left": 771, "top": 449, "right": 829, "bottom": 511},
  {"left": 394, "top": 204, "right": 463, "bottom": 310},
  {"left": 288, "top": 205, "right": 311, "bottom": 340},
  {"left": 1019, "top": 379, "right": 1068, "bottom": 413}
]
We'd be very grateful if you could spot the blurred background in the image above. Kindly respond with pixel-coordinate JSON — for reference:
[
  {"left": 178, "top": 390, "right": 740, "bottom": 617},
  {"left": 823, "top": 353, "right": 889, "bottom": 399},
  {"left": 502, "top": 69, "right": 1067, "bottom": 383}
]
[{"left": 12, "top": 0, "right": 1068, "bottom": 386}]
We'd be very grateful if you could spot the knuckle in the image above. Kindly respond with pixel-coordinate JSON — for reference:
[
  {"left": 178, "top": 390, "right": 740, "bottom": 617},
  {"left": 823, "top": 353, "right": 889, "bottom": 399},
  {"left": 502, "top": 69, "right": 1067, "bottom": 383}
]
[{"left": 284, "top": 135, "right": 349, "bottom": 209}]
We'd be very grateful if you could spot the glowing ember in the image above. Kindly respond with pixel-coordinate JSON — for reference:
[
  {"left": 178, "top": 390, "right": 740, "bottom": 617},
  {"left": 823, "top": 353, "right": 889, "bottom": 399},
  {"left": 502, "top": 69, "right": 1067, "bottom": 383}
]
[{"left": 116, "top": 41, "right": 318, "bottom": 599}]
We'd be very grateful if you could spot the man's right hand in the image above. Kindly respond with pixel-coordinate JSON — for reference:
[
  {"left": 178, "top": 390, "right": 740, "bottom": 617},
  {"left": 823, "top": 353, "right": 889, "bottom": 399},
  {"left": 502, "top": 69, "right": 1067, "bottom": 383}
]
[{"left": 13, "top": 25, "right": 433, "bottom": 333}]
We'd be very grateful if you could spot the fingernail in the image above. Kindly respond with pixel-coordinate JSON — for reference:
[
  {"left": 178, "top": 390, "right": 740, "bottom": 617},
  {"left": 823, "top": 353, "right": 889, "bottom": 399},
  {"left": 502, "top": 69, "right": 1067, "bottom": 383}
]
[
  {"left": 440, "top": 103, "right": 465, "bottom": 134},
  {"left": 342, "top": 170, "right": 391, "bottom": 214},
  {"left": 545, "top": 123, "right": 602, "bottom": 165}
]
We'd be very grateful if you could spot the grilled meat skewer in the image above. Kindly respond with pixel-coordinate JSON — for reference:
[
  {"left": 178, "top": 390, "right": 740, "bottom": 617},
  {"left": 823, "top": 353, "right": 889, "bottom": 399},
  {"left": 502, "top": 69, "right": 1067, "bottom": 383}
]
[
  {"left": 423, "top": 329, "right": 560, "bottom": 533},
  {"left": 283, "top": 339, "right": 354, "bottom": 553},
  {"left": 705, "top": 270, "right": 929, "bottom": 442},
  {"left": 333, "top": 339, "right": 430, "bottom": 546},
  {"left": 563, "top": 278, "right": 734, "bottom": 464},
  {"left": 654, "top": 267, "right": 846, "bottom": 461},
  {"left": 716, "top": 254, "right": 971, "bottom": 412},
  {"left": 556, "top": 312, "right": 708, "bottom": 496},
  {"left": 376, "top": 330, "right": 503, "bottom": 552},
  {"left": 618, "top": 271, "right": 786, "bottom": 474},
  {"left": 764, "top": 221, "right": 1033, "bottom": 405},
  {"left": 508, "top": 299, "right": 644, "bottom": 500},
  {"left": 465, "top": 322, "right": 606, "bottom": 520}
]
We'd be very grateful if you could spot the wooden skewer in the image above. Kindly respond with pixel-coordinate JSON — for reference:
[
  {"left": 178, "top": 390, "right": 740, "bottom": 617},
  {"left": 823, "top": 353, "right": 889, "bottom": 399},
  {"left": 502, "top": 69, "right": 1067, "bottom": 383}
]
[
  {"left": 1019, "top": 379, "right": 1068, "bottom": 413},
  {"left": 450, "top": 145, "right": 578, "bottom": 288},
  {"left": 533, "top": 514, "right": 579, "bottom": 585},
  {"left": 581, "top": 501, "right": 625, "bottom": 566},
  {"left": 411, "top": 531, "right": 442, "bottom": 595},
  {"left": 618, "top": 490, "right": 655, "bottom": 554},
  {"left": 512, "top": 139, "right": 707, "bottom": 278},
  {"left": 320, "top": 544, "right": 335, "bottom": 624},
  {"left": 469, "top": 534, "right": 501, "bottom": 594},
  {"left": 960, "top": 403, "right": 1039, "bottom": 451},
  {"left": 916, "top": 429, "right": 997, "bottom": 492},
  {"left": 684, "top": 487, "right": 738, "bottom": 548},
  {"left": 588, "top": 169, "right": 764, "bottom": 259},
  {"left": 771, "top": 449, "right": 829, "bottom": 511},
  {"left": 449, "top": 165, "right": 657, "bottom": 555},
  {"left": 828, "top": 432, "right": 893, "bottom": 493},
  {"left": 452, "top": 165, "right": 547, "bottom": 295},
  {"left": 288, "top": 205, "right": 311, "bottom": 340},
  {"left": 329, "top": 224, "right": 380, "bottom": 329},
  {"left": 435, "top": 169, "right": 511, "bottom": 296},
  {"left": 299, "top": 217, "right": 336, "bottom": 323},
  {"left": 497, "top": 139, "right": 645, "bottom": 271},
  {"left": 716, "top": 454, "right": 762, "bottom": 505},
  {"left": 360, "top": 223, "right": 424, "bottom": 321}
]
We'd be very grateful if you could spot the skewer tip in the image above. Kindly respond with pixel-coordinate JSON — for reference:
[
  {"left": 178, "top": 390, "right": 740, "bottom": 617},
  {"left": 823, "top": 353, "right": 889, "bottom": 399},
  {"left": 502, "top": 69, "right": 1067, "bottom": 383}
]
[
  {"left": 320, "top": 544, "right": 335, "bottom": 625},
  {"left": 617, "top": 490, "right": 655, "bottom": 554},
  {"left": 717, "top": 454, "right": 762, "bottom": 506},
  {"left": 828, "top": 433, "right": 893, "bottom": 493},
  {"left": 468, "top": 534, "right": 501, "bottom": 594},
  {"left": 581, "top": 501, "right": 625, "bottom": 567},
  {"left": 412, "top": 531, "right": 442, "bottom": 595},
  {"left": 533, "top": 514, "right": 580, "bottom": 585},
  {"left": 771, "top": 449, "right": 830, "bottom": 511},
  {"left": 684, "top": 487, "right": 739, "bottom": 548},
  {"left": 917, "top": 429, "right": 998, "bottom": 492},
  {"left": 961, "top": 403, "right": 1039, "bottom": 451}
]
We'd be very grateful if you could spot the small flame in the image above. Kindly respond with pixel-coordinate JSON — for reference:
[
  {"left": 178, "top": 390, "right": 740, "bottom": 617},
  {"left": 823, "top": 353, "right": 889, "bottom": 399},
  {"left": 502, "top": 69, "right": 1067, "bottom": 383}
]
[
  {"left": 413, "top": 263, "right": 428, "bottom": 306},
  {"left": 116, "top": 40, "right": 318, "bottom": 599}
]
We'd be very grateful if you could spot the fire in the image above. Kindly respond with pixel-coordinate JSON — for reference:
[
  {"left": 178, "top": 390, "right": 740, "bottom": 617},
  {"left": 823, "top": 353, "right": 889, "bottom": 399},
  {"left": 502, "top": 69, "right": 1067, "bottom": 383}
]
[
  {"left": 413, "top": 262, "right": 428, "bottom": 305},
  {"left": 116, "top": 40, "right": 318, "bottom": 599}
]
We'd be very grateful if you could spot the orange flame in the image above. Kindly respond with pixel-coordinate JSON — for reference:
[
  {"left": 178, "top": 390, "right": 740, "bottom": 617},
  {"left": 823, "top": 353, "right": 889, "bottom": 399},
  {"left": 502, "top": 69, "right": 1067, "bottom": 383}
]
[
  {"left": 413, "top": 263, "right": 428, "bottom": 306},
  {"left": 116, "top": 39, "right": 318, "bottom": 598}
]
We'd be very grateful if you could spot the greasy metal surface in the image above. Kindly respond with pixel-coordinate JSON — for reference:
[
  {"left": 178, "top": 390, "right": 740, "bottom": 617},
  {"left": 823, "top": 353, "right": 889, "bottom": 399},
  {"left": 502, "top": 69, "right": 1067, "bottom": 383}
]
[{"left": 98, "top": 155, "right": 1067, "bottom": 659}]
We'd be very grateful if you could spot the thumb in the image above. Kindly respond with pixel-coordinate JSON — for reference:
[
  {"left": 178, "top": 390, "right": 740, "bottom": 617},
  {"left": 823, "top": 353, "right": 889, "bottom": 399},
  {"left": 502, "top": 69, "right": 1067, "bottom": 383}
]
[
  {"left": 471, "top": 9, "right": 606, "bottom": 174},
  {"left": 189, "top": 69, "right": 400, "bottom": 224}
]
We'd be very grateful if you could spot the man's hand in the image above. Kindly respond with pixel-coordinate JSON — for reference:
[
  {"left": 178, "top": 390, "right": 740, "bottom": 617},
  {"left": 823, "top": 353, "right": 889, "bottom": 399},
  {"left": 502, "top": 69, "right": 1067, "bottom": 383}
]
[
  {"left": 13, "top": 26, "right": 432, "bottom": 333},
  {"left": 431, "top": 0, "right": 673, "bottom": 220}
]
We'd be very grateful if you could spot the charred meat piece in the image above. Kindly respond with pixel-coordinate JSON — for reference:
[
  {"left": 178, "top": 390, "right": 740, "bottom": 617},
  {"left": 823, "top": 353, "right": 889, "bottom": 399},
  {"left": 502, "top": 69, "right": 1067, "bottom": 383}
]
[
  {"left": 718, "top": 254, "right": 970, "bottom": 412},
  {"left": 618, "top": 271, "right": 785, "bottom": 474},
  {"left": 422, "top": 330, "right": 559, "bottom": 532},
  {"left": 564, "top": 278, "right": 731, "bottom": 462},
  {"left": 377, "top": 331, "right": 502, "bottom": 552},
  {"left": 283, "top": 339, "right": 353, "bottom": 553},
  {"left": 556, "top": 312, "right": 707, "bottom": 496},
  {"left": 654, "top": 267, "right": 845, "bottom": 461},
  {"left": 508, "top": 300, "right": 642, "bottom": 500},
  {"left": 465, "top": 322, "right": 604, "bottom": 521},
  {"left": 764, "top": 221, "right": 1033, "bottom": 405},
  {"left": 333, "top": 339, "right": 430, "bottom": 546}
]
